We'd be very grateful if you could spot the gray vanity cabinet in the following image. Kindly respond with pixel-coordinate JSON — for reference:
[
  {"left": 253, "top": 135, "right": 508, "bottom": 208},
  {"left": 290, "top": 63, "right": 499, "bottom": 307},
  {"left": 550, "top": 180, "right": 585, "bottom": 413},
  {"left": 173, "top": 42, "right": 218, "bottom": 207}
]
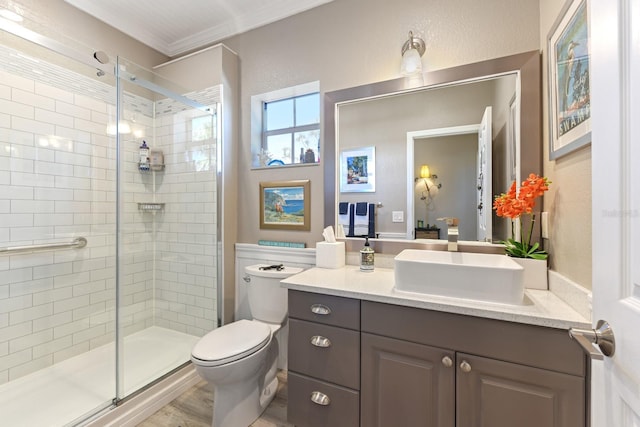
[
  {"left": 361, "top": 300, "right": 587, "bottom": 427},
  {"left": 287, "top": 291, "right": 361, "bottom": 427},
  {"left": 287, "top": 290, "right": 588, "bottom": 427}
]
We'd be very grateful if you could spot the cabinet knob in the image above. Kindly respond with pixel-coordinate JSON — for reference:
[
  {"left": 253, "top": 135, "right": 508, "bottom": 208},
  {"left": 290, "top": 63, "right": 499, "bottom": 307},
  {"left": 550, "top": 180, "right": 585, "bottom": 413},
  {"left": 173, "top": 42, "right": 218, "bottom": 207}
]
[
  {"left": 460, "top": 360, "right": 472, "bottom": 373},
  {"left": 310, "top": 391, "right": 331, "bottom": 406},
  {"left": 441, "top": 356, "right": 453, "bottom": 368},
  {"left": 310, "top": 335, "right": 332, "bottom": 348},
  {"left": 310, "top": 304, "right": 332, "bottom": 315}
]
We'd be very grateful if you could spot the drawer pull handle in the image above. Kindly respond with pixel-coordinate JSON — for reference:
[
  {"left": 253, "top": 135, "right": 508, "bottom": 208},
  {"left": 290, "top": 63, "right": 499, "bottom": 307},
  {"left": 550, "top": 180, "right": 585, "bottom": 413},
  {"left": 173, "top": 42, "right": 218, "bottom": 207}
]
[
  {"left": 310, "top": 304, "right": 332, "bottom": 315},
  {"left": 310, "top": 335, "right": 332, "bottom": 348},
  {"left": 460, "top": 360, "right": 472, "bottom": 373},
  {"left": 310, "top": 391, "right": 331, "bottom": 406}
]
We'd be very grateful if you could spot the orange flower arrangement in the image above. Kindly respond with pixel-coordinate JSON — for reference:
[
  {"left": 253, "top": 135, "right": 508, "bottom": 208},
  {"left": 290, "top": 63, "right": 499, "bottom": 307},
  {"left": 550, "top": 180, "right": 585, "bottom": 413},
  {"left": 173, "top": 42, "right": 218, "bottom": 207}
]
[{"left": 493, "top": 174, "right": 550, "bottom": 259}]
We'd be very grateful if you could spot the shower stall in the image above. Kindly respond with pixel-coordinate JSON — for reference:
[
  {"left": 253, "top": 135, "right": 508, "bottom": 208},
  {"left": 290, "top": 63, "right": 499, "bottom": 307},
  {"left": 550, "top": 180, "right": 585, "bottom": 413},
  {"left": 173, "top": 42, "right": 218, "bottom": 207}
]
[{"left": 0, "top": 14, "right": 221, "bottom": 427}]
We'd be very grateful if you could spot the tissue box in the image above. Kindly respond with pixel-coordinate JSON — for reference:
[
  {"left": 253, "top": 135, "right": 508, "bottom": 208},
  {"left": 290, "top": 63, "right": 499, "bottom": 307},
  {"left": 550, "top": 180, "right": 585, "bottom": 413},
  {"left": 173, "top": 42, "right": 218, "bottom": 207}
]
[{"left": 316, "top": 242, "right": 345, "bottom": 269}]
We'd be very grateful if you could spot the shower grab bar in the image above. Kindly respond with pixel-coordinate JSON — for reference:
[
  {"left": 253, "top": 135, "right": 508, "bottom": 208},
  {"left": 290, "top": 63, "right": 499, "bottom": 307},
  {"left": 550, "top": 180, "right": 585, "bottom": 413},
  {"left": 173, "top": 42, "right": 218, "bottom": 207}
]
[{"left": 0, "top": 237, "right": 87, "bottom": 255}]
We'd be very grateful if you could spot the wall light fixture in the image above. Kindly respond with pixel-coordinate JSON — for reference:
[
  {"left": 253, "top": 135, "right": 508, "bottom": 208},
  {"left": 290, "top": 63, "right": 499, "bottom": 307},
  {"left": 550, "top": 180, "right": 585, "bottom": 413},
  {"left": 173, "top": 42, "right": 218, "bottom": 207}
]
[
  {"left": 401, "top": 31, "right": 426, "bottom": 75},
  {"left": 415, "top": 164, "right": 442, "bottom": 201}
]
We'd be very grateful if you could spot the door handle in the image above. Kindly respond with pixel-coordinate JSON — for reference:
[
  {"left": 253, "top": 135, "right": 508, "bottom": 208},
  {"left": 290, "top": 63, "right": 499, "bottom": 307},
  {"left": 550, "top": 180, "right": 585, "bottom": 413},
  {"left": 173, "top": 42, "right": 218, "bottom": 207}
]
[{"left": 569, "top": 319, "right": 615, "bottom": 359}]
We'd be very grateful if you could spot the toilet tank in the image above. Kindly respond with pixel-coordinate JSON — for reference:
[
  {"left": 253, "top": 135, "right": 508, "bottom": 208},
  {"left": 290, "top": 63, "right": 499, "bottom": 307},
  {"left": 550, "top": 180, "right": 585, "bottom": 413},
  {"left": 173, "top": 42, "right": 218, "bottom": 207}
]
[{"left": 245, "top": 264, "right": 303, "bottom": 324}]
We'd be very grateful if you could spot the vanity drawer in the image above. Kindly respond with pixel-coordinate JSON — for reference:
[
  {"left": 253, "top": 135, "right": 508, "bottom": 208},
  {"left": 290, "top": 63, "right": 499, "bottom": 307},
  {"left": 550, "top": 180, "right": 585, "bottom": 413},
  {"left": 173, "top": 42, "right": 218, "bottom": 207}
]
[
  {"left": 288, "top": 290, "right": 360, "bottom": 330},
  {"left": 288, "top": 318, "right": 360, "bottom": 389},
  {"left": 287, "top": 372, "right": 359, "bottom": 427}
]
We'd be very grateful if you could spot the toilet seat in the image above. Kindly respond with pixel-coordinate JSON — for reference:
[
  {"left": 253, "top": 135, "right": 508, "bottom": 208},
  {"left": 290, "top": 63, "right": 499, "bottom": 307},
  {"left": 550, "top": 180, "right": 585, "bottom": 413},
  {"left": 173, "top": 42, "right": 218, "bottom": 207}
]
[{"left": 191, "top": 319, "right": 271, "bottom": 367}]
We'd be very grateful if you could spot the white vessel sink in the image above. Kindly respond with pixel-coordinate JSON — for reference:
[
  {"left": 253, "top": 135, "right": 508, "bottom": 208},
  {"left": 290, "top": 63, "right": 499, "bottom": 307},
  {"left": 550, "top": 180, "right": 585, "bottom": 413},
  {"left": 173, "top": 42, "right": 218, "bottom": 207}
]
[{"left": 394, "top": 249, "right": 524, "bottom": 305}]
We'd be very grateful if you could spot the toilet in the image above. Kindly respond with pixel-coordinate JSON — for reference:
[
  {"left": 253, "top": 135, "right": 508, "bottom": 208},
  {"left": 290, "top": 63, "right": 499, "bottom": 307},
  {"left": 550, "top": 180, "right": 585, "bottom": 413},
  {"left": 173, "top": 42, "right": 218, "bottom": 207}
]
[{"left": 191, "top": 263, "right": 303, "bottom": 427}]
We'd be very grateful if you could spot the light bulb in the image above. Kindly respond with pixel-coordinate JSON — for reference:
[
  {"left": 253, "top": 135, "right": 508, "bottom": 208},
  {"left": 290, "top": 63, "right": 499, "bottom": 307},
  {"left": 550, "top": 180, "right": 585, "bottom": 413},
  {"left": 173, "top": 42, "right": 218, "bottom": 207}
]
[{"left": 401, "top": 48, "right": 423, "bottom": 75}]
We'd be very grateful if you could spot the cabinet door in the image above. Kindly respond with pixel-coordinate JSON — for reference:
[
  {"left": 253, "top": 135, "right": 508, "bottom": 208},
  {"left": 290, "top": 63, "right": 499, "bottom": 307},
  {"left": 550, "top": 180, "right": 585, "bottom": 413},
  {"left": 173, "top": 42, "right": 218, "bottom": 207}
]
[
  {"left": 361, "top": 333, "right": 455, "bottom": 427},
  {"left": 456, "top": 353, "right": 585, "bottom": 427}
]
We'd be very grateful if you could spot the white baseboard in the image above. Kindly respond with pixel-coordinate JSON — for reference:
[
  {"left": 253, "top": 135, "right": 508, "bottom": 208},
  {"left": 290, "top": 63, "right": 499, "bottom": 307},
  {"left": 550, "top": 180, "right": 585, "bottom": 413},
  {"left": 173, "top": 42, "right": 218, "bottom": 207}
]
[{"left": 84, "top": 364, "right": 201, "bottom": 427}]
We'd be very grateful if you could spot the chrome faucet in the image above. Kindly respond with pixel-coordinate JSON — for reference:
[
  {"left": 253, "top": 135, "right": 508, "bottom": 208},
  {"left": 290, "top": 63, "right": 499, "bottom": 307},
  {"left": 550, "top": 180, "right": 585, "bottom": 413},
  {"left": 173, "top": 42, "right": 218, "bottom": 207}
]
[{"left": 438, "top": 217, "right": 459, "bottom": 251}]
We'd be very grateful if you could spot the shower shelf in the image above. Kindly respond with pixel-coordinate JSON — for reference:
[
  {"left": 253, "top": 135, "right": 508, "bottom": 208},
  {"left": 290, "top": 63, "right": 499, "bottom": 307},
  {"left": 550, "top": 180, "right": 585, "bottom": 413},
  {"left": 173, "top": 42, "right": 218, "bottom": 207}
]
[
  {"left": 138, "top": 163, "right": 165, "bottom": 172},
  {"left": 138, "top": 203, "right": 165, "bottom": 212}
]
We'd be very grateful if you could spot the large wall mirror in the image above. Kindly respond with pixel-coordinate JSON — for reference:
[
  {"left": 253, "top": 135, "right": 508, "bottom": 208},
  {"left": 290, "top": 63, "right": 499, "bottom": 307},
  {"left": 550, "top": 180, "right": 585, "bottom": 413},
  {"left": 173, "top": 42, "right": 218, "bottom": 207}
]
[{"left": 323, "top": 50, "right": 541, "bottom": 244}]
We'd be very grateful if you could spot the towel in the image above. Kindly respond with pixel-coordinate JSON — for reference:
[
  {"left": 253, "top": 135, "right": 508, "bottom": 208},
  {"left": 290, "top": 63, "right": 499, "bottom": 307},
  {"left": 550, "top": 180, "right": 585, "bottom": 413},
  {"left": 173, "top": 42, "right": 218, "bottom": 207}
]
[
  {"left": 354, "top": 202, "right": 369, "bottom": 236},
  {"left": 338, "top": 202, "right": 351, "bottom": 233}
]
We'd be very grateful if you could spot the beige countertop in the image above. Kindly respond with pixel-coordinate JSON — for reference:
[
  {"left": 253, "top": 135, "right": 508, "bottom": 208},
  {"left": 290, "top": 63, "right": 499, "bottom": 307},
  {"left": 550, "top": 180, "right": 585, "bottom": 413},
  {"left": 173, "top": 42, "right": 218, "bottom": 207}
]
[{"left": 281, "top": 265, "right": 591, "bottom": 330}]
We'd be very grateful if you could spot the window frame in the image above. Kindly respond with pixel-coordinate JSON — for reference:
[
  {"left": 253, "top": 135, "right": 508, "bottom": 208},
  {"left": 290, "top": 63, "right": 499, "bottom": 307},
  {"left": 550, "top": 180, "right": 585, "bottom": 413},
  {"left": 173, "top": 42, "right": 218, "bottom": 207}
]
[{"left": 250, "top": 81, "right": 320, "bottom": 169}]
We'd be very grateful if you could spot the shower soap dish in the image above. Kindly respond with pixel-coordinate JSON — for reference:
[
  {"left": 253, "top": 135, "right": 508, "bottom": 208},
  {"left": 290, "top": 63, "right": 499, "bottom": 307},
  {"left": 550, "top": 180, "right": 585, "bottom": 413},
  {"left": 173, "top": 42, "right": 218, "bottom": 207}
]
[{"left": 138, "top": 203, "right": 165, "bottom": 212}]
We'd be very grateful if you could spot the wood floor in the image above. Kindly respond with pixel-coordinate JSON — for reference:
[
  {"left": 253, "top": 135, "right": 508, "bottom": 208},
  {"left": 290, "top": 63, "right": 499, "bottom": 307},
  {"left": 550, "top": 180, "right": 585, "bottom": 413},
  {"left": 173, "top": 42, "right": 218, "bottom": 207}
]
[{"left": 137, "top": 371, "right": 293, "bottom": 427}]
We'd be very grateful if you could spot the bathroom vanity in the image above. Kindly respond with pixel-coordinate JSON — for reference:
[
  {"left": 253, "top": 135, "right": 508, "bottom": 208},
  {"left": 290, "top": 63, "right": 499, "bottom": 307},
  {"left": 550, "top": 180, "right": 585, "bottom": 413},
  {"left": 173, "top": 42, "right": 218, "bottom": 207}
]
[{"left": 282, "top": 266, "right": 590, "bottom": 427}]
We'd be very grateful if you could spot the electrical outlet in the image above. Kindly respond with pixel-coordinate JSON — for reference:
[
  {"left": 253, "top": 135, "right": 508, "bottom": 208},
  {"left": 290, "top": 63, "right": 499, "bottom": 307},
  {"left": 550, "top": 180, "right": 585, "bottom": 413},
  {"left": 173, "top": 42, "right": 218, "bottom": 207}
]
[
  {"left": 392, "top": 211, "right": 404, "bottom": 223},
  {"left": 541, "top": 212, "right": 549, "bottom": 238}
]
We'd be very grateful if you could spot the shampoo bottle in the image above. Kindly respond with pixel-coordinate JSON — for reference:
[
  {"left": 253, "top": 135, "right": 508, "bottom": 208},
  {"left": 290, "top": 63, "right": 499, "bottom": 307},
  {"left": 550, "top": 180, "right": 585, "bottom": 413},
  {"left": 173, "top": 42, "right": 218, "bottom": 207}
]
[
  {"left": 139, "top": 141, "right": 149, "bottom": 171},
  {"left": 360, "top": 237, "right": 374, "bottom": 272}
]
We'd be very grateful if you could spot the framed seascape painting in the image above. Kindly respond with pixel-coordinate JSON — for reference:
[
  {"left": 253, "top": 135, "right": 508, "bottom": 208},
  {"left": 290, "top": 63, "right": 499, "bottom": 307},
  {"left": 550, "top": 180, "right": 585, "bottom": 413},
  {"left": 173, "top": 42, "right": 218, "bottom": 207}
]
[
  {"left": 259, "top": 180, "right": 310, "bottom": 231},
  {"left": 547, "top": 0, "right": 591, "bottom": 160},
  {"left": 339, "top": 146, "right": 375, "bottom": 193}
]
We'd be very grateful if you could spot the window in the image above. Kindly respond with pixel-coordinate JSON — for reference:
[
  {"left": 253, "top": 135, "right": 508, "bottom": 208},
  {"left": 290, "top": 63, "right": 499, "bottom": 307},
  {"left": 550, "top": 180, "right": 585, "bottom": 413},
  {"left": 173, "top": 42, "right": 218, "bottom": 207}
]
[{"left": 251, "top": 82, "right": 320, "bottom": 168}]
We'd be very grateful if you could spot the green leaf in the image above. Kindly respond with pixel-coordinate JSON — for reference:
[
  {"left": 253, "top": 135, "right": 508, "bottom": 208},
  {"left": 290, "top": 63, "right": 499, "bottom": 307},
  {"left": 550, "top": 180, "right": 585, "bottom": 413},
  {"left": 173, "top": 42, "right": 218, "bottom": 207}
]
[{"left": 500, "top": 239, "right": 548, "bottom": 260}]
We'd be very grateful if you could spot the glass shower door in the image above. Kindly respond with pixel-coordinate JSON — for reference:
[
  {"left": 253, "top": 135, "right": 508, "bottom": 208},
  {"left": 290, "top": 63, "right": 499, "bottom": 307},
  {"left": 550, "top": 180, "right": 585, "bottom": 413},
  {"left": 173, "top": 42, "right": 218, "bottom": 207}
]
[
  {"left": 0, "top": 16, "right": 221, "bottom": 424},
  {"left": 115, "top": 57, "right": 219, "bottom": 399},
  {"left": 0, "top": 29, "right": 119, "bottom": 426}
]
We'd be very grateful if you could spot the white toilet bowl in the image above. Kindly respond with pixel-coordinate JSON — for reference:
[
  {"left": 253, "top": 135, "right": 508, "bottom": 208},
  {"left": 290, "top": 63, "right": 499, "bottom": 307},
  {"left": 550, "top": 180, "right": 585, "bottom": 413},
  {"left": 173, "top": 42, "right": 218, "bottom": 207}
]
[{"left": 190, "top": 264, "right": 302, "bottom": 427}]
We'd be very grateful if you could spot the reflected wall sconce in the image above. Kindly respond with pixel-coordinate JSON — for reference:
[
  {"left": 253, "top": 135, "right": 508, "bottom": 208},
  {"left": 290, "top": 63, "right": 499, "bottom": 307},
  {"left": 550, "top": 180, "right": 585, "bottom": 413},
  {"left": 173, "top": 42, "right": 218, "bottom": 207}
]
[
  {"left": 419, "top": 165, "right": 433, "bottom": 179},
  {"left": 401, "top": 31, "right": 426, "bottom": 75},
  {"left": 415, "top": 164, "right": 442, "bottom": 201}
]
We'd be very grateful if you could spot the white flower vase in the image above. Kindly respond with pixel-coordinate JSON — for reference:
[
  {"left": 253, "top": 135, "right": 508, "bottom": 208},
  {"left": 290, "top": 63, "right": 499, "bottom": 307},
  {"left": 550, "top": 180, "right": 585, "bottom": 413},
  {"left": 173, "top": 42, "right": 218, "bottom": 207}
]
[{"left": 512, "top": 257, "right": 548, "bottom": 290}]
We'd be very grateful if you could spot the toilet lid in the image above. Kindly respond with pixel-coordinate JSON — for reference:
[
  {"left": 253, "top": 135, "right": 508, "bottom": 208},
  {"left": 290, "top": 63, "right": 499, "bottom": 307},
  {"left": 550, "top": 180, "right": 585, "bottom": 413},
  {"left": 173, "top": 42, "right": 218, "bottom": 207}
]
[
  {"left": 245, "top": 264, "right": 303, "bottom": 279},
  {"left": 191, "top": 319, "right": 271, "bottom": 367}
]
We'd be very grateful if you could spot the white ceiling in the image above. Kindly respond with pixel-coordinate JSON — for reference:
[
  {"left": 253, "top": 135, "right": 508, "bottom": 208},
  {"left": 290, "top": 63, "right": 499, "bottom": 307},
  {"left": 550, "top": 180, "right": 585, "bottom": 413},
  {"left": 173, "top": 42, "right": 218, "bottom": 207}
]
[{"left": 64, "top": 0, "right": 333, "bottom": 57}]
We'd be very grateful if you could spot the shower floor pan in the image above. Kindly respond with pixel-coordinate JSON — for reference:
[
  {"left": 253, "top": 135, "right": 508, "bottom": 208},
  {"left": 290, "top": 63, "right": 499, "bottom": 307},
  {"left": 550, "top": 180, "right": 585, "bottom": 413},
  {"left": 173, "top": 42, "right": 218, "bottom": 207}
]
[{"left": 0, "top": 326, "right": 199, "bottom": 427}]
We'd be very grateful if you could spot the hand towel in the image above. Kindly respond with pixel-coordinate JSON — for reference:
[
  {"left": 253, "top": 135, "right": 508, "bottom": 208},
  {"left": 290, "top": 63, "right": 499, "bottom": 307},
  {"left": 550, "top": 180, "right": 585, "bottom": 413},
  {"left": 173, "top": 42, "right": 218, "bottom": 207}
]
[
  {"left": 354, "top": 202, "right": 369, "bottom": 236},
  {"left": 338, "top": 202, "right": 351, "bottom": 232}
]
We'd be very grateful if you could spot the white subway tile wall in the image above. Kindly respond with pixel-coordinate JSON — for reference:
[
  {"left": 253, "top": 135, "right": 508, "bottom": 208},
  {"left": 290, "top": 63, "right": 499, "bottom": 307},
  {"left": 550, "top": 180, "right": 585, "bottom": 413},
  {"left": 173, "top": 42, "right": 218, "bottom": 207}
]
[{"left": 0, "top": 44, "right": 219, "bottom": 384}]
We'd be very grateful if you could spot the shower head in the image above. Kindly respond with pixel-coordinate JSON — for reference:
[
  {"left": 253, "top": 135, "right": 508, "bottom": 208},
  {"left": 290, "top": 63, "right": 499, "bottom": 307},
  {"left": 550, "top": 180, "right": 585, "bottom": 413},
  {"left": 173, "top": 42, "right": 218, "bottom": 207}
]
[{"left": 93, "top": 51, "right": 109, "bottom": 65}]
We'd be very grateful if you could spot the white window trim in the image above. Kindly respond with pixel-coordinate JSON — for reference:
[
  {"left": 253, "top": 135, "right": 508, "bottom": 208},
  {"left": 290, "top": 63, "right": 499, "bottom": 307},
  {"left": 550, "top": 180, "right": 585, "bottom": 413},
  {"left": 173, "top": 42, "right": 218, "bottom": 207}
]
[{"left": 251, "top": 81, "right": 320, "bottom": 168}]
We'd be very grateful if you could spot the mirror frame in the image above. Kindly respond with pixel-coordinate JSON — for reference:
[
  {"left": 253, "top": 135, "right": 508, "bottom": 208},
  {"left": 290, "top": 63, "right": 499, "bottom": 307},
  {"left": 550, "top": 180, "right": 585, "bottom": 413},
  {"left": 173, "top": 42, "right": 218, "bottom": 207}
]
[{"left": 323, "top": 50, "right": 541, "bottom": 236}]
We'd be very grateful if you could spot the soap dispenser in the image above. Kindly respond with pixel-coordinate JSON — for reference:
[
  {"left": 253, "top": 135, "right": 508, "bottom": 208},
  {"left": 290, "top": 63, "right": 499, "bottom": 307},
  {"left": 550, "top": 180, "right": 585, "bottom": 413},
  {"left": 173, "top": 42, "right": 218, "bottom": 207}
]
[{"left": 360, "top": 237, "right": 374, "bottom": 272}]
